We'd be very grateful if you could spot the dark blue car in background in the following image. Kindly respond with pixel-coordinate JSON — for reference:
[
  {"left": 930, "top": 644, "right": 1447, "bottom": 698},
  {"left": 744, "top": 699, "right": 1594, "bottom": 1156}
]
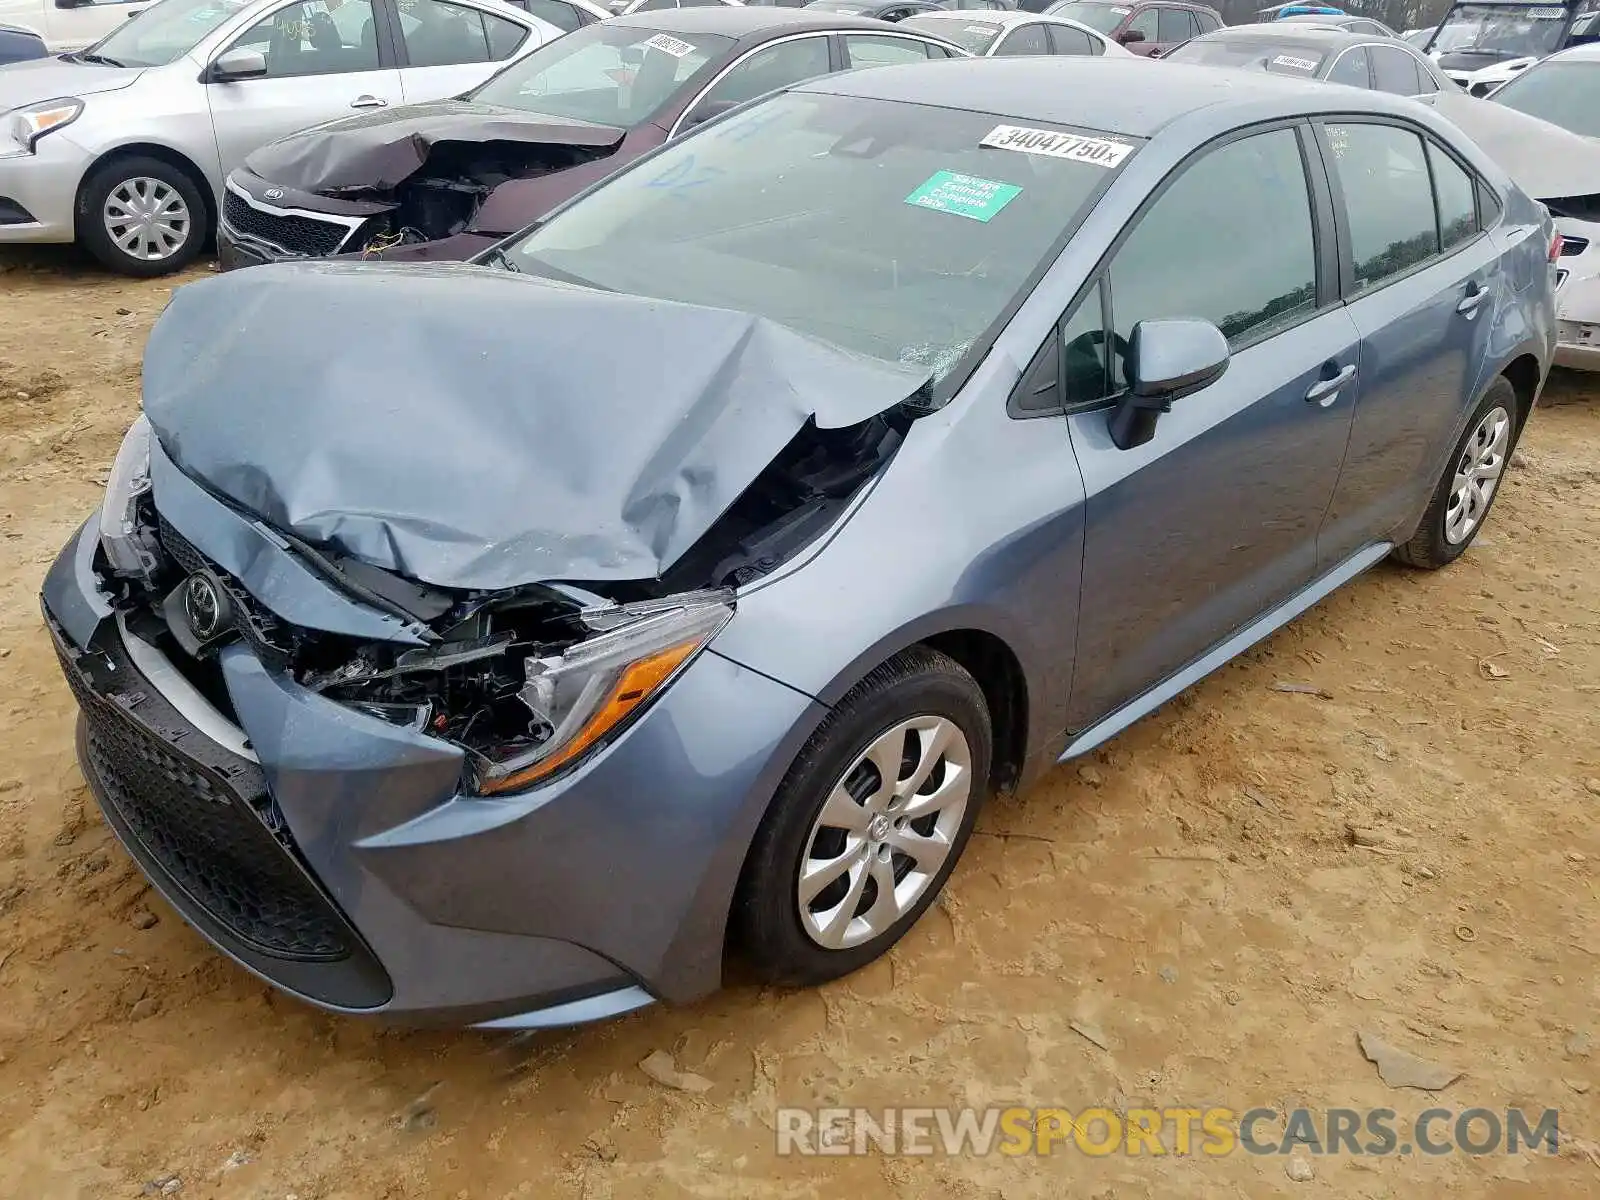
[{"left": 43, "top": 56, "right": 1557, "bottom": 1028}]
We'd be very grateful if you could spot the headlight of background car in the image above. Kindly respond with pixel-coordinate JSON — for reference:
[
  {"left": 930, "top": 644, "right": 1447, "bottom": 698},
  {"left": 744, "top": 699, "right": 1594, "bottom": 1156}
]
[
  {"left": 476, "top": 595, "right": 734, "bottom": 794},
  {"left": 1, "top": 98, "right": 83, "bottom": 158},
  {"left": 98, "top": 414, "right": 159, "bottom": 579}
]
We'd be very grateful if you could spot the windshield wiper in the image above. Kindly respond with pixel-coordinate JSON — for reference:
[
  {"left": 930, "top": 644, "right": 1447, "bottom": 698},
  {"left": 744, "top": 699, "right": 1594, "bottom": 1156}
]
[
  {"left": 75, "top": 52, "right": 129, "bottom": 67},
  {"left": 480, "top": 247, "right": 521, "bottom": 273}
]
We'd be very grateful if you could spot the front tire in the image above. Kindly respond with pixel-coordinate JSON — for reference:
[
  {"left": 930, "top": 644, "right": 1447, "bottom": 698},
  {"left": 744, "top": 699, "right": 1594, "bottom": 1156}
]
[
  {"left": 77, "top": 156, "right": 207, "bottom": 278},
  {"left": 735, "top": 647, "right": 991, "bottom": 987},
  {"left": 1394, "top": 376, "right": 1519, "bottom": 570}
]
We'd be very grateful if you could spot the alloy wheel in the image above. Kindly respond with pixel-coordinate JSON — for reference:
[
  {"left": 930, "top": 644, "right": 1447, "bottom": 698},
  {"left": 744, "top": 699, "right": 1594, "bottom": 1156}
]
[
  {"left": 796, "top": 716, "right": 973, "bottom": 950},
  {"left": 1444, "top": 404, "right": 1511, "bottom": 545},
  {"left": 103, "top": 177, "right": 192, "bottom": 263}
]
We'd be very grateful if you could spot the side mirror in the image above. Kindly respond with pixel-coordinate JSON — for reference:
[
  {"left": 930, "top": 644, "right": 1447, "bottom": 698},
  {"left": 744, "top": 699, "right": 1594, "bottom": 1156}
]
[
  {"left": 210, "top": 47, "right": 268, "bottom": 81},
  {"left": 1118, "top": 27, "right": 1146, "bottom": 43},
  {"left": 1107, "top": 318, "right": 1228, "bottom": 450},
  {"left": 682, "top": 99, "right": 737, "bottom": 128}
]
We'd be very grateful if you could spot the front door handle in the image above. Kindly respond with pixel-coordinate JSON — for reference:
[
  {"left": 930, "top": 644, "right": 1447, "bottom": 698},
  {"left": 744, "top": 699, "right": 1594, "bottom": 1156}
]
[
  {"left": 1457, "top": 282, "right": 1488, "bottom": 316},
  {"left": 350, "top": 95, "right": 388, "bottom": 109},
  {"left": 1305, "top": 363, "right": 1356, "bottom": 407}
]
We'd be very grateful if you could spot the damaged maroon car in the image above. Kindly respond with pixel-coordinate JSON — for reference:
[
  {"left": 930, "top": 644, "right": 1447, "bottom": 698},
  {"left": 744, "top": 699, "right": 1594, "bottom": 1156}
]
[{"left": 217, "top": 7, "right": 967, "bottom": 268}]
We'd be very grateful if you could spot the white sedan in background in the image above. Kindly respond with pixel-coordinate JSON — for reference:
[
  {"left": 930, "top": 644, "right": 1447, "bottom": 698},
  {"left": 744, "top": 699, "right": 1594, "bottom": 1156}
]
[
  {"left": 0, "top": 0, "right": 561, "bottom": 275},
  {"left": 1489, "top": 41, "right": 1600, "bottom": 370},
  {"left": 900, "top": 8, "right": 1132, "bottom": 56}
]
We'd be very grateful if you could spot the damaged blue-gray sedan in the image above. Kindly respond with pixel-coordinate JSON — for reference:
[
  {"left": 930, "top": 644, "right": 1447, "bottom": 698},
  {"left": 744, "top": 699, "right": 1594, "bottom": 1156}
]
[{"left": 43, "top": 56, "right": 1557, "bottom": 1027}]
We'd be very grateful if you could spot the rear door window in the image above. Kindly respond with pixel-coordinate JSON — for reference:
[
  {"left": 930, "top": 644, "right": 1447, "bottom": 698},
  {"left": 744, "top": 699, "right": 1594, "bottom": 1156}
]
[
  {"left": 1326, "top": 46, "right": 1369, "bottom": 86},
  {"left": 1370, "top": 44, "right": 1423, "bottom": 94},
  {"left": 1157, "top": 7, "right": 1197, "bottom": 40},
  {"left": 844, "top": 33, "right": 934, "bottom": 65},
  {"left": 995, "top": 23, "right": 1052, "bottom": 53},
  {"left": 1429, "top": 140, "right": 1479, "bottom": 250},
  {"left": 1047, "top": 21, "right": 1096, "bottom": 53},
  {"left": 1325, "top": 122, "right": 1439, "bottom": 289}
]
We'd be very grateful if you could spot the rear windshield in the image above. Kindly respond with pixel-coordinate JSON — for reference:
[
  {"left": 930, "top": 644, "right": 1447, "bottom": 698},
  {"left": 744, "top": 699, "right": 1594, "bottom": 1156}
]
[
  {"left": 502, "top": 91, "right": 1139, "bottom": 393},
  {"left": 902, "top": 16, "right": 1003, "bottom": 49},
  {"left": 1491, "top": 58, "right": 1600, "bottom": 137},
  {"left": 1166, "top": 37, "right": 1328, "bottom": 74},
  {"left": 470, "top": 23, "right": 731, "bottom": 126},
  {"left": 1044, "top": 1, "right": 1132, "bottom": 32}
]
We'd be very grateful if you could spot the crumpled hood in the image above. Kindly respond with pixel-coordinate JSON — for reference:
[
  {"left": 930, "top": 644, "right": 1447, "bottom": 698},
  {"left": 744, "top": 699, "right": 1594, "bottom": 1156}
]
[
  {"left": 0, "top": 57, "right": 144, "bottom": 109},
  {"left": 241, "top": 100, "right": 626, "bottom": 193},
  {"left": 1426, "top": 91, "right": 1600, "bottom": 200},
  {"left": 141, "top": 262, "right": 929, "bottom": 591}
]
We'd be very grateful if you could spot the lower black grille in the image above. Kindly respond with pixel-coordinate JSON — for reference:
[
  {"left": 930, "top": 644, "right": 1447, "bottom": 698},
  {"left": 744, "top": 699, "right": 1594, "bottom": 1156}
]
[
  {"left": 53, "top": 626, "right": 350, "bottom": 961},
  {"left": 223, "top": 189, "right": 350, "bottom": 257}
]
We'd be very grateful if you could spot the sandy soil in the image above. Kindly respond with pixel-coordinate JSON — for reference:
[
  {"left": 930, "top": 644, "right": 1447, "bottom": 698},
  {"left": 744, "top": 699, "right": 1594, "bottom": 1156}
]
[{"left": 1, "top": 245, "right": 1598, "bottom": 1199}]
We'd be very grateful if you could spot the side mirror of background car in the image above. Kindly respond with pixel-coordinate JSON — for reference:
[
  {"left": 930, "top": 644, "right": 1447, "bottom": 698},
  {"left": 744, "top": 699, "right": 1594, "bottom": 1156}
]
[
  {"left": 683, "top": 99, "right": 738, "bottom": 128},
  {"left": 1118, "top": 28, "right": 1146, "bottom": 44},
  {"left": 1108, "top": 318, "right": 1228, "bottom": 450},
  {"left": 210, "top": 47, "right": 269, "bottom": 82}
]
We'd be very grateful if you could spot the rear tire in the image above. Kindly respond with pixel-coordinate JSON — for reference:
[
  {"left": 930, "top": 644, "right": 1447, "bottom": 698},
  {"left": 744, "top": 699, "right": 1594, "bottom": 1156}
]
[
  {"left": 77, "top": 155, "right": 207, "bottom": 278},
  {"left": 735, "top": 647, "right": 991, "bottom": 987},
  {"left": 1393, "top": 376, "right": 1519, "bottom": 570}
]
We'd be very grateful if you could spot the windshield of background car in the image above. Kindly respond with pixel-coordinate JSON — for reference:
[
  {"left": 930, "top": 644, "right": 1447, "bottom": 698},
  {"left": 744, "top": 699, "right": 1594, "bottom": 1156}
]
[
  {"left": 1491, "top": 57, "right": 1600, "bottom": 133},
  {"left": 88, "top": 0, "right": 253, "bottom": 66},
  {"left": 470, "top": 24, "right": 731, "bottom": 125},
  {"left": 503, "top": 91, "right": 1139, "bottom": 390},
  {"left": 1166, "top": 36, "right": 1328, "bottom": 73},
  {"left": 1442, "top": 3, "right": 1571, "bottom": 58},
  {"left": 1044, "top": 1, "right": 1130, "bottom": 32},
  {"left": 902, "top": 15, "right": 1002, "bottom": 49}
]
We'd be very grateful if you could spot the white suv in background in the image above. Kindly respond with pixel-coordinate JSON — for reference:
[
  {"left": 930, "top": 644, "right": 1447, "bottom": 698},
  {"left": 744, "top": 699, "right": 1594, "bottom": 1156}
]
[{"left": 0, "top": 0, "right": 149, "bottom": 52}]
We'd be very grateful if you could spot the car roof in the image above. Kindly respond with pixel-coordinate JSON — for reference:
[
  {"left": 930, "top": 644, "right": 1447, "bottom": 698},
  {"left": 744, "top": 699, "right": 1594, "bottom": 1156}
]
[
  {"left": 794, "top": 53, "right": 1423, "bottom": 136},
  {"left": 905, "top": 9, "right": 1059, "bottom": 24},
  {"left": 1192, "top": 23, "right": 1371, "bottom": 49},
  {"left": 608, "top": 6, "right": 908, "bottom": 34}
]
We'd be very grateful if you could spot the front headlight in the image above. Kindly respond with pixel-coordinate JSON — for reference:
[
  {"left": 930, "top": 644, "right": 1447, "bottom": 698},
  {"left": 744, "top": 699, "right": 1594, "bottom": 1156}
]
[
  {"left": 98, "top": 415, "right": 158, "bottom": 579},
  {"left": 1, "top": 97, "right": 83, "bottom": 157},
  {"left": 473, "top": 593, "right": 733, "bottom": 794}
]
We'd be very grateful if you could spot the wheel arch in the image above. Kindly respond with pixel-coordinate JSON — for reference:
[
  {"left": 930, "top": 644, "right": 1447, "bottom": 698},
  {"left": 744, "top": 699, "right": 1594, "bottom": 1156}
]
[
  {"left": 1499, "top": 351, "right": 1542, "bottom": 433},
  {"left": 797, "top": 609, "right": 1043, "bottom": 799},
  {"left": 75, "top": 143, "right": 218, "bottom": 244}
]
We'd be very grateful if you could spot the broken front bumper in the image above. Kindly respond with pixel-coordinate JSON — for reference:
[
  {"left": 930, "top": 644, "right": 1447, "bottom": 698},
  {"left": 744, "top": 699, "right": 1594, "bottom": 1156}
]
[{"left": 42, "top": 511, "right": 825, "bottom": 1026}]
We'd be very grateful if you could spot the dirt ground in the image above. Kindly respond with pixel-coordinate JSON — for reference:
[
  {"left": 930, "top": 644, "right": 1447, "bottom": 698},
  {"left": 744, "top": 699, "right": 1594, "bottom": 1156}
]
[{"left": 1, "top": 245, "right": 1598, "bottom": 1200}]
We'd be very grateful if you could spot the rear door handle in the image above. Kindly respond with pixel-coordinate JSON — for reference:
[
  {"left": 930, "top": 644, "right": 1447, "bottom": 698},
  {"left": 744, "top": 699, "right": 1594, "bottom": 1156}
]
[
  {"left": 350, "top": 95, "right": 388, "bottom": 109},
  {"left": 1457, "top": 282, "right": 1488, "bottom": 316},
  {"left": 1305, "top": 363, "right": 1356, "bottom": 406}
]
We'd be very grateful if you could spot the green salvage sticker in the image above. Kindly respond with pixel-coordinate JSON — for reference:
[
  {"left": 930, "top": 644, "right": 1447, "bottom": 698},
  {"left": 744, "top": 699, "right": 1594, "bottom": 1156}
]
[{"left": 904, "top": 171, "right": 1021, "bottom": 223}]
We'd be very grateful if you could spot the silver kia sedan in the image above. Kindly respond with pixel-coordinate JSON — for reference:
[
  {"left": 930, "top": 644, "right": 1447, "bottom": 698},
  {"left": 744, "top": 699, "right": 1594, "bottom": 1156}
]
[{"left": 0, "top": 0, "right": 562, "bottom": 275}]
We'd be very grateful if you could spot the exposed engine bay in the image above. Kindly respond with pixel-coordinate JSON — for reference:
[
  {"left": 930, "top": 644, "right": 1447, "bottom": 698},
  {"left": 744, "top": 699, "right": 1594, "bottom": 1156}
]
[
  {"left": 339, "top": 140, "right": 616, "bottom": 251},
  {"left": 105, "top": 411, "right": 907, "bottom": 792}
]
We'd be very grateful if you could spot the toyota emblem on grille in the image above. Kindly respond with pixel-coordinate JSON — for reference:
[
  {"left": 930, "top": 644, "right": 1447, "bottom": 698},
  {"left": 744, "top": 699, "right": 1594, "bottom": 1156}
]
[
  {"left": 182, "top": 572, "right": 224, "bottom": 640},
  {"left": 263, "top": 187, "right": 284, "bottom": 201}
]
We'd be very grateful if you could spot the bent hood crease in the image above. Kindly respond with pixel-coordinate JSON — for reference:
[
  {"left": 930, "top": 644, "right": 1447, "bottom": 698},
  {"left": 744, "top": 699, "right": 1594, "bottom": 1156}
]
[{"left": 142, "top": 261, "right": 929, "bottom": 591}]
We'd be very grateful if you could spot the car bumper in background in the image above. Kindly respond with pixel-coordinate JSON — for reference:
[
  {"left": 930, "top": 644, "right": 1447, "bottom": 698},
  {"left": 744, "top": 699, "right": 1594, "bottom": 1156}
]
[
  {"left": 1555, "top": 219, "right": 1600, "bottom": 371},
  {"left": 41, "top": 512, "right": 826, "bottom": 1026}
]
